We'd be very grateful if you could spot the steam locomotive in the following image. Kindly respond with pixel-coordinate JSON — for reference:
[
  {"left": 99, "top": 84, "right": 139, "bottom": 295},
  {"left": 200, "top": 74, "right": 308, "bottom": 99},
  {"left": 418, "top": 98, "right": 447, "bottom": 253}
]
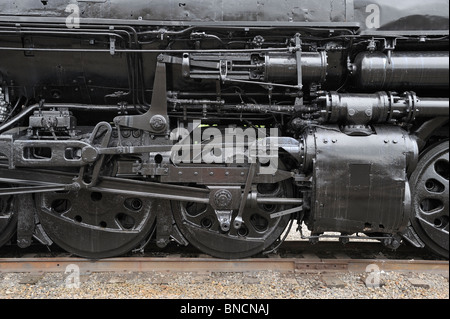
[{"left": 0, "top": 0, "right": 448, "bottom": 259}]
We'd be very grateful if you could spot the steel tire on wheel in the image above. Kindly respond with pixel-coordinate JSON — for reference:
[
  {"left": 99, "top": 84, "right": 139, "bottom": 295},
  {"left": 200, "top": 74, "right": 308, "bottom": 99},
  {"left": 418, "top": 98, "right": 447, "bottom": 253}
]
[
  {"left": 172, "top": 180, "right": 294, "bottom": 259},
  {"left": 36, "top": 189, "right": 156, "bottom": 259},
  {"left": 410, "top": 140, "right": 449, "bottom": 259},
  {"left": 0, "top": 193, "right": 17, "bottom": 248}
]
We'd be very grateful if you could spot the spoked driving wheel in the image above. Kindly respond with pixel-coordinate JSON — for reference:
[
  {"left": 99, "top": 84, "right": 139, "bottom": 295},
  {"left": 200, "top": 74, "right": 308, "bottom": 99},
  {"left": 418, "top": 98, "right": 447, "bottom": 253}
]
[
  {"left": 36, "top": 189, "right": 156, "bottom": 258},
  {"left": 0, "top": 191, "right": 17, "bottom": 248},
  {"left": 410, "top": 140, "right": 449, "bottom": 258},
  {"left": 172, "top": 180, "right": 293, "bottom": 259}
]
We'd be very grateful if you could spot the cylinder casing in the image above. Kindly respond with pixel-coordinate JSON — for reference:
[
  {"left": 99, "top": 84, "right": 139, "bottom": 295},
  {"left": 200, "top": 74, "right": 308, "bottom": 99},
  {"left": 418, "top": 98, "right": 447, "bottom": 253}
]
[
  {"left": 352, "top": 51, "right": 449, "bottom": 90},
  {"left": 265, "top": 51, "right": 327, "bottom": 84}
]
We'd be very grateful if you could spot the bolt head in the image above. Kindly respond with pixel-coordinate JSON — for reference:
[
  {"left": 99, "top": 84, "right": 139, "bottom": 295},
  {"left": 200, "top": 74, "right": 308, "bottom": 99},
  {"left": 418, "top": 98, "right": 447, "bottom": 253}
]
[{"left": 149, "top": 115, "right": 167, "bottom": 132}]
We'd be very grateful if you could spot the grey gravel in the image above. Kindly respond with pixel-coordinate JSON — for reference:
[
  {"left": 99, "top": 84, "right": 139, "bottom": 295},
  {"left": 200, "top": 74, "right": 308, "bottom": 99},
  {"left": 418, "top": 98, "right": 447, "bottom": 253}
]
[
  {"left": 1, "top": 223, "right": 447, "bottom": 299},
  {"left": 0, "top": 270, "right": 447, "bottom": 299}
]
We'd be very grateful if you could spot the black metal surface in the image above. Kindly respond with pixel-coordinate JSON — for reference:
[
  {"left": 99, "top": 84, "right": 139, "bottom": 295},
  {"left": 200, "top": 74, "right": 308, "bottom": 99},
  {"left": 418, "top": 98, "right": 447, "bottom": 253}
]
[
  {"left": 0, "top": 190, "right": 16, "bottom": 248},
  {"left": 16, "top": 194, "right": 35, "bottom": 248},
  {"left": 351, "top": 51, "right": 449, "bottom": 91},
  {"left": 410, "top": 140, "right": 449, "bottom": 259},
  {"left": 306, "top": 125, "right": 415, "bottom": 234},
  {"left": 0, "top": 0, "right": 447, "bottom": 33},
  {"left": 171, "top": 180, "right": 294, "bottom": 259},
  {"left": 36, "top": 189, "right": 157, "bottom": 259},
  {"left": 0, "top": 0, "right": 448, "bottom": 259}
]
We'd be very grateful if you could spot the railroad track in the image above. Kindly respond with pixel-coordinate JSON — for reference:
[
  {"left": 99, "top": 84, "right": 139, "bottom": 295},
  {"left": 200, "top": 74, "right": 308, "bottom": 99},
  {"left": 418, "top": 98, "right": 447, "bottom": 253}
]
[{"left": 0, "top": 241, "right": 448, "bottom": 275}]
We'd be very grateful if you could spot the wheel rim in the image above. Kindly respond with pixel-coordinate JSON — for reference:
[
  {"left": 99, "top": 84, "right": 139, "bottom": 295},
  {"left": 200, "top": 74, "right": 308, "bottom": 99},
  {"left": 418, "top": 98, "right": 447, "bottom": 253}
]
[
  {"left": 172, "top": 181, "right": 293, "bottom": 259},
  {"left": 37, "top": 189, "right": 156, "bottom": 258},
  {"left": 411, "top": 140, "right": 449, "bottom": 258},
  {"left": 0, "top": 193, "right": 17, "bottom": 248}
]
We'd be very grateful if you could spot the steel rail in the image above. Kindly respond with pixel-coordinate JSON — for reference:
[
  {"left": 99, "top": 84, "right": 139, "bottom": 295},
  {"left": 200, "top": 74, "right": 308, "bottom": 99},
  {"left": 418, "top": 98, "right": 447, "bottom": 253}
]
[{"left": 0, "top": 256, "right": 447, "bottom": 275}]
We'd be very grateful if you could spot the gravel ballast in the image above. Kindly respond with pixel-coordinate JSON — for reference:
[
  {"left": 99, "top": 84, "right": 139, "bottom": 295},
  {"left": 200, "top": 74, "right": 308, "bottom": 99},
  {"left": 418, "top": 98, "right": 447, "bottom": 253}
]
[
  {"left": 0, "top": 223, "right": 448, "bottom": 300},
  {"left": 0, "top": 270, "right": 448, "bottom": 299}
]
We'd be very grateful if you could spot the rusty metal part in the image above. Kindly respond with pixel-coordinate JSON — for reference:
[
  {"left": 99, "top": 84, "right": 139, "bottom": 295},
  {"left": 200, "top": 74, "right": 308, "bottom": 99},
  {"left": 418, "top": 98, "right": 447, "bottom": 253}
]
[{"left": 0, "top": 256, "right": 447, "bottom": 275}]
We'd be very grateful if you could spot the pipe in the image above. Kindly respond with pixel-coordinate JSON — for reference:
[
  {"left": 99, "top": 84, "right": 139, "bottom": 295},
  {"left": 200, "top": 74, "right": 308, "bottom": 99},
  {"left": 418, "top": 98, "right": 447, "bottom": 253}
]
[
  {"left": 351, "top": 51, "right": 449, "bottom": 90},
  {"left": 318, "top": 91, "right": 449, "bottom": 125}
]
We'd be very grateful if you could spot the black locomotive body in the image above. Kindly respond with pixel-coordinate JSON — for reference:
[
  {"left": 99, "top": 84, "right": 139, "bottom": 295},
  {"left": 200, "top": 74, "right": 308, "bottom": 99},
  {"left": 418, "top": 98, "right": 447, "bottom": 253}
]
[{"left": 0, "top": 0, "right": 448, "bottom": 259}]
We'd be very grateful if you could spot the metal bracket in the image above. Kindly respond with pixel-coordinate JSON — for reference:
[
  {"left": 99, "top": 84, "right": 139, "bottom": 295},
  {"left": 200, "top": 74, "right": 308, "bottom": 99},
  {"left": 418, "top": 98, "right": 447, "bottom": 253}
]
[
  {"left": 219, "top": 60, "right": 229, "bottom": 82},
  {"left": 17, "top": 194, "right": 35, "bottom": 248},
  {"left": 33, "top": 215, "right": 53, "bottom": 246},
  {"left": 13, "top": 139, "right": 95, "bottom": 168},
  {"left": 233, "top": 162, "right": 257, "bottom": 229},
  {"left": 155, "top": 199, "right": 173, "bottom": 248},
  {"left": 215, "top": 210, "right": 233, "bottom": 232},
  {"left": 401, "top": 225, "right": 425, "bottom": 248},
  {"left": 76, "top": 121, "right": 112, "bottom": 188},
  {"left": 114, "top": 58, "right": 169, "bottom": 133},
  {"left": 155, "top": 199, "right": 189, "bottom": 248},
  {"left": 383, "top": 37, "right": 397, "bottom": 64},
  {"left": 270, "top": 205, "right": 303, "bottom": 219},
  {"left": 109, "top": 27, "right": 116, "bottom": 55}
]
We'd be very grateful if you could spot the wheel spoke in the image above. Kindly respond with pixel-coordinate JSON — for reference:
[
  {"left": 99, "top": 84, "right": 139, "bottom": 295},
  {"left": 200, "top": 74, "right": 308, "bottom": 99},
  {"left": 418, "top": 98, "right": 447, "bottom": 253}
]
[
  {"left": 36, "top": 189, "right": 156, "bottom": 258},
  {"left": 190, "top": 207, "right": 218, "bottom": 230},
  {"left": 172, "top": 180, "right": 294, "bottom": 259}
]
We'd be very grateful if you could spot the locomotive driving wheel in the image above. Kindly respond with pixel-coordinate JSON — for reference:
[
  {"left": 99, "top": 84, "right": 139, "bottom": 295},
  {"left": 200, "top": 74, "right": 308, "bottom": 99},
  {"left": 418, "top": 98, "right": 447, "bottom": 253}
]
[
  {"left": 410, "top": 140, "right": 449, "bottom": 258},
  {"left": 0, "top": 191, "right": 17, "bottom": 248},
  {"left": 36, "top": 189, "right": 156, "bottom": 258},
  {"left": 172, "top": 180, "right": 294, "bottom": 259}
]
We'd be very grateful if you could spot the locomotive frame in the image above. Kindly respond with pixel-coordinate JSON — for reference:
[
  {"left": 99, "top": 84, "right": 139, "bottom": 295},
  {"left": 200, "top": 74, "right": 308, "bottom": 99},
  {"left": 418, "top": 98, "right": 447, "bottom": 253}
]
[{"left": 0, "top": 0, "right": 448, "bottom": 259}]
